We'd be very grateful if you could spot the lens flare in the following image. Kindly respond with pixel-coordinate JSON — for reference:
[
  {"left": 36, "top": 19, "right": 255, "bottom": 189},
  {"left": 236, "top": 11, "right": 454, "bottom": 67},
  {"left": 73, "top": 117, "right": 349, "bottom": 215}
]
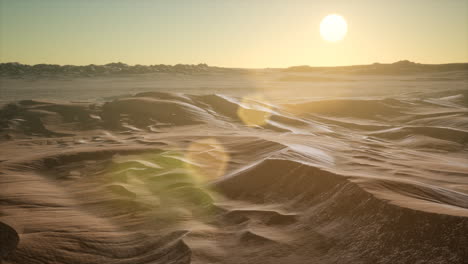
[
  {"left": 185, "top": 138, "right": 229, "bottom": 182},
  {"left": 101, "top": 150, "right": 218, "bottom": 222},
  {"left": 237, "top": 95, "right": 272, "bottom": 127}
]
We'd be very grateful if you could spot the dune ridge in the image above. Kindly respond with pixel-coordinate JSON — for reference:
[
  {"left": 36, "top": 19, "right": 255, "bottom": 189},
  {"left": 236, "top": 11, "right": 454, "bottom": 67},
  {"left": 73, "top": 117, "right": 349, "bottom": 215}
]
[{"left": 1, "top": 86, "right": 467, "bottom": 263}]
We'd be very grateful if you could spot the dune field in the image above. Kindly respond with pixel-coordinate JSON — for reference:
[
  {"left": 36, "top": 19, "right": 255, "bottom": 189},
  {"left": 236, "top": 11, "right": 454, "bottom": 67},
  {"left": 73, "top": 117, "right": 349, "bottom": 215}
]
[{"left": 1, "top": 64, "right": 468, "bottom": 263}]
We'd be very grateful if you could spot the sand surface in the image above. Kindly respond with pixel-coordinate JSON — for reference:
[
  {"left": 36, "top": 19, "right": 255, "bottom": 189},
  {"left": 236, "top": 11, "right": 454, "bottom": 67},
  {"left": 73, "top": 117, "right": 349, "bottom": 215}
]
[{"left": 1, "top": 70, "right": 468, "bottom": 263}]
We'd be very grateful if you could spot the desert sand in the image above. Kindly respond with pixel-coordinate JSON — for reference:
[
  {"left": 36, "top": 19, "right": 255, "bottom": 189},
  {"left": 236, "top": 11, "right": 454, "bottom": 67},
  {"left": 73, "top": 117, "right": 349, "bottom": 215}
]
[{"left": 1, "top": 63, "right": 468, "bottom": 263}]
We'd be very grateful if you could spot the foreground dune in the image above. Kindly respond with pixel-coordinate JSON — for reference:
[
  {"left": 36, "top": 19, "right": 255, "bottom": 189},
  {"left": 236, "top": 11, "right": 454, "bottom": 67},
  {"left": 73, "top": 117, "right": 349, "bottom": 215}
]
[{"left": 0, "top": 70, "right": 467, "bottom": 263}]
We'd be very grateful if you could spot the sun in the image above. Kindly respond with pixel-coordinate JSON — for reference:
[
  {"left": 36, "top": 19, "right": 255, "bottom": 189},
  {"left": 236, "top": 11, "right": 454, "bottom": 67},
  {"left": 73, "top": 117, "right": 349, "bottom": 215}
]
[{"left": 320, "top": 14, "right": 348, "bottom": 42}]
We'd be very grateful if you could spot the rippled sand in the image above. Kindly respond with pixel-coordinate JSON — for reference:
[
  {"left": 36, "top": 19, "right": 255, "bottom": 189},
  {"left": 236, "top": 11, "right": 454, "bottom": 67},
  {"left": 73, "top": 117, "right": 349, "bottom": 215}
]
[{"left": 1, "top": 70, "right": 467, "bottom": 263}]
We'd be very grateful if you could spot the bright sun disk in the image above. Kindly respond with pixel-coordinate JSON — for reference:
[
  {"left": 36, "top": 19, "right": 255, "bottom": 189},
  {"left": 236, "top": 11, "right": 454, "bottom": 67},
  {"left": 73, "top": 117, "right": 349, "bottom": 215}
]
[{"left": 320, "top": 14, "right": 348, "bottom": 42}]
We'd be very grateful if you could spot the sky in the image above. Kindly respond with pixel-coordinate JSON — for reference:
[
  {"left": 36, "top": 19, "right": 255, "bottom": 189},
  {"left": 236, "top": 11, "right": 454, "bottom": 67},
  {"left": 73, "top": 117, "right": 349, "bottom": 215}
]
[{"left": 1, "top": 0, "right": 467, "bottom": 68}]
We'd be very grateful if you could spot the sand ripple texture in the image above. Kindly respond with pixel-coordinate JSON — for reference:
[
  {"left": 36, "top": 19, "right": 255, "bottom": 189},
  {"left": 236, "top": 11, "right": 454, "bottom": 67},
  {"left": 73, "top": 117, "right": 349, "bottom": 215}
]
[{"left": 1, "top": 86, "right": 468, "bottom": 263}]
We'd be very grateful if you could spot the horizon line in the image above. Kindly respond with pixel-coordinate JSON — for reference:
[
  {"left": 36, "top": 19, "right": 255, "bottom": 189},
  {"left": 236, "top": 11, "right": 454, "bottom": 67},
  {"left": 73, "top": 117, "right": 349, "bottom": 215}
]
[{"left": 2, "top": 60, "right": 468, "bottom": 69}]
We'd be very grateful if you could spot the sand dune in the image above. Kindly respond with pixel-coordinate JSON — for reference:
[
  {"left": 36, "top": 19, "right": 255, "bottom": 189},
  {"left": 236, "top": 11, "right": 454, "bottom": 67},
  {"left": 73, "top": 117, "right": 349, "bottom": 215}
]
[{"left": 1, "top": 70, "right": 468, "bottom": 263}]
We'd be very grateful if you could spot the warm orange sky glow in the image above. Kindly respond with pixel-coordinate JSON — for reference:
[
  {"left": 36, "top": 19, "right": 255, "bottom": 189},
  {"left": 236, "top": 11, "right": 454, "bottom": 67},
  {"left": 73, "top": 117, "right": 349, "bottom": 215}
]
[{"left": 1, "top": 0, "right": 467, "bottom": 67}]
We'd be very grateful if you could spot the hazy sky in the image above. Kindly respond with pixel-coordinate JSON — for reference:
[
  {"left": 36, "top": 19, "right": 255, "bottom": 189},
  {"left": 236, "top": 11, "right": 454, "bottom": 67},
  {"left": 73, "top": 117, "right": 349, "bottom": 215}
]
[{"left": 1, "top": 0, "right": 467, "bottom": 67}]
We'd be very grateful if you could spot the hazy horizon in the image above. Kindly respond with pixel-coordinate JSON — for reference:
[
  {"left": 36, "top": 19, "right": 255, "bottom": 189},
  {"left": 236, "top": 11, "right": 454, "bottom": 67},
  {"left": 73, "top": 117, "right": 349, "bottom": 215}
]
[
  {"left": 1, "top": 0, "right": 468, "bottom": 68},
  {"left": 2, "top": 59, "right": 468, "bottom": 69}
]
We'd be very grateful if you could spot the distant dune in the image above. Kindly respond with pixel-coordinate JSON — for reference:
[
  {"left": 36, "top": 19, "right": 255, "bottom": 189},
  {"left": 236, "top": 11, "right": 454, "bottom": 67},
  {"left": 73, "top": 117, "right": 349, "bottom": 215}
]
[
  {"left": 1, "top": 60, "right": 467, "bottom": 79},
  {"left": 0, "top": 62, "right": 234, "bottom": 78},
  {"left": 285, "top": 60, "right": 468, "bottom": 75}
]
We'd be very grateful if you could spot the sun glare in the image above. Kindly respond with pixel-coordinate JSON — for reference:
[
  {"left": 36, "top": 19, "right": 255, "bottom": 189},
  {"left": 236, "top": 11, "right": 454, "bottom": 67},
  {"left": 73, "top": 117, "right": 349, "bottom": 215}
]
[{"left": 320, "top": 14, "right": 348, "bottom": 42}]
